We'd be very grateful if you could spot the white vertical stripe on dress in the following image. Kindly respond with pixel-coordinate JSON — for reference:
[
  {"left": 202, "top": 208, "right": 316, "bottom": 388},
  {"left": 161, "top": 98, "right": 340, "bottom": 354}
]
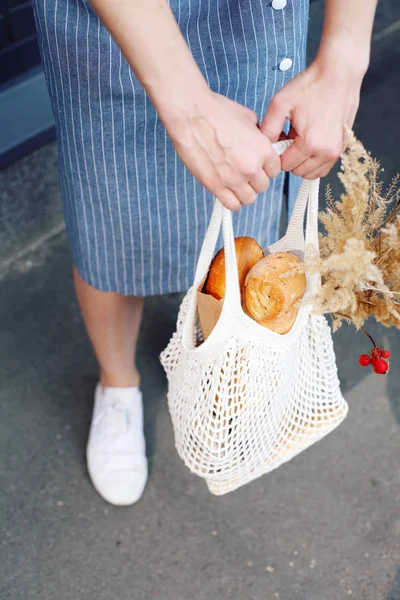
[
  {"left": 207, "top": 0, "right": 221, "bottom": 93},
  {"left": 194, "top": 0, "right": 211, "bottom": 257},
  {"left": 76, "top": 3, "right": 100, "bottom": 287},
  {"left": 225, "top": 0, "right": 241, "bottom": 246},
  {"left": 216, "top": 0, "right": 231, "bottom": 97},
  {"left": 248, "top": 0, "right": 262, "bottom": 238},
  {"left": 173, "top": 0, "right": 182, "bottom": 291},
  {"left": 236, "top": 0, "right": 252, "bottom": 235},
  {"left": 164, "top": 127, "right": 173, "bottom": 293},
  {"left": 298, "top": 0, "right": 304, "bottom": 72},
  {"left": 143, "top": 95, "right": 155, "bottom": 296},
  {"left": 127, "top": 69, "right": 145, "bottom": 296},
  {"left": 248, "top": 0, "right": 260, "bottom": 113},
  {"left": 253, "top": 0, "right": 271, "bottom": 244},
  {"left": 302, "top": 0, "right": 308, "bottom": 63},
  {"left": 98, "top": 19, "right": 119, "bottom": 291},
  {"left": 238, "top": 1, "right": 251, "bottom": 107},
  {"left": 290, "top": 0, "right": 297, "bottom": 79},
  {"left": 184, "top": 0, "right": 199, "bottom": 288},
  {"left": 259, "top": 7, "right": 280, "bottom": 245},
  {"left": 110, "top": 39, "right": 128, "bottom": 293},
  {"left": 119, "top": 52, "right": 137, "bottom": 295},
  {"left": 153, "top": 113, "right": 164, "bottom": 293},
  {"left": 227, "top": 1, "right": 241, "bottom": 101},
  {"left": 65, "top": 2, "right": 92, "bottom": 281},
  {"left": 173, "top": 130, "right": 182, "bottom": 292},
  {"left": 84, "top": 2, "right": 111, "bottom": 290},
  {"left": 282, "top": 5, "right": 289, "bottom": 61},
  {"left": 182, "top": 150, "right": 191, "bottom": 291},
  {"left": 175, "top": 0, "right": 190, "bottom": 291},
  {"left": 175, "top": 0, "right": 187, "bottom": 290},
  {"left": 259, "top": 0, "right": 270, "bottom": 119}
]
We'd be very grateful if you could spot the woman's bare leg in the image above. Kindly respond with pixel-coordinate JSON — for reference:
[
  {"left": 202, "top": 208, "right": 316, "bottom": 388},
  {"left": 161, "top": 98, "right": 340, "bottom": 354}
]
[
  {"left": 75, "top": 267, "right": 148, "bottom": 505},
  {"left": 73, "top": 267, "right": 143, "bottom": 388}
]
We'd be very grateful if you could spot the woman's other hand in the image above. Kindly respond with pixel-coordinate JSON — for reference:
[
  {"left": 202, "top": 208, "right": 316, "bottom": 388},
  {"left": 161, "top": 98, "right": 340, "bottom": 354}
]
[
  {"left": 260, "top": 0, "right": 377, "bottom": 180},
  {"left": 260, "top": 56, "right": 362, "bottom": 180}
]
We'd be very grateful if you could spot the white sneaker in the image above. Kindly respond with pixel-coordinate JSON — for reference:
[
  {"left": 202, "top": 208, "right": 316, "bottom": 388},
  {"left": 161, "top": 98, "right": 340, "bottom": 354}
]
[{"left": 87, "top": 384, "right": 148, "bottom": 506}]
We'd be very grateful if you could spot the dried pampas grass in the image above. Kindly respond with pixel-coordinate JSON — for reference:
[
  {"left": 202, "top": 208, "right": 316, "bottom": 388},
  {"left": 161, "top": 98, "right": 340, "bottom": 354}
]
[{"left": 307, "top": 130, "right": 400, "bottom": 332}]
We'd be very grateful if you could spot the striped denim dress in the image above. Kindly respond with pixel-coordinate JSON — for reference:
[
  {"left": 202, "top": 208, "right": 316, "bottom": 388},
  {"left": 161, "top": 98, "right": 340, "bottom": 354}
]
[{"left": 32, "top": 0, "right": 309, "bottom": 296}]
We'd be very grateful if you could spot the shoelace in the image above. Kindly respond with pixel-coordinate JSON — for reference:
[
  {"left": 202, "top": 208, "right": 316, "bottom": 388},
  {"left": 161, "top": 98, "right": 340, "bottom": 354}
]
[
  {"left": 96, "top": 402, "right": 131, "bottom": 439},
  {"left": 92, "top": 400, "right": 146, "bottom": 472}
]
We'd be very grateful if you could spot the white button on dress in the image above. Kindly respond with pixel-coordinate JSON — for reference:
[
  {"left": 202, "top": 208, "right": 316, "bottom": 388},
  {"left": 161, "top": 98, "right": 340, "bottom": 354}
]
[
  {"left": 279, "top": 58, "right": 293, "bottom": 71},
  {"left": 272, "top": 0, "right": 287, "bottom": 9}
]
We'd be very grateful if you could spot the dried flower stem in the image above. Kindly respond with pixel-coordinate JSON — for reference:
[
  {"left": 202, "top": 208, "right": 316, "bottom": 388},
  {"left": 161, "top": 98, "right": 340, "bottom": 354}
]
[{"left": 334, "top": 312, "right": 378, "bottom": 348}]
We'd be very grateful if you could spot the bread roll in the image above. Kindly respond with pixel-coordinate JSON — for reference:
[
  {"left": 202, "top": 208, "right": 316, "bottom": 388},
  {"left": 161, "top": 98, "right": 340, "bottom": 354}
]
[
  {"left": 205, "top": 237, "right": 264, "bottom": 301},
  {"left": 242, "top": 252, "right": 306, "bottom": 334}
]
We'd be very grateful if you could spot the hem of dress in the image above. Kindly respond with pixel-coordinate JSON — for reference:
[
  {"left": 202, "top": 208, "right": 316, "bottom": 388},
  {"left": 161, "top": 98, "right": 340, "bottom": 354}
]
[{"left": 72, "top": 261, "right": 189, "bottom": 298}]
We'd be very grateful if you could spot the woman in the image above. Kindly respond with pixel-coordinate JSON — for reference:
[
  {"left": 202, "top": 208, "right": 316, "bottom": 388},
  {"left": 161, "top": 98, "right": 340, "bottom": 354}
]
[{"left": 32, "top": 0, "right": 377, "bottom": 505}]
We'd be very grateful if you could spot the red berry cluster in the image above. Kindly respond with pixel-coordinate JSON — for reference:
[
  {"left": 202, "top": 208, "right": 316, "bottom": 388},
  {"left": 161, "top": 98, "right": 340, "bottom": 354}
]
[{"left": 358, "top": 347, "right": 390, "bottom": 374}]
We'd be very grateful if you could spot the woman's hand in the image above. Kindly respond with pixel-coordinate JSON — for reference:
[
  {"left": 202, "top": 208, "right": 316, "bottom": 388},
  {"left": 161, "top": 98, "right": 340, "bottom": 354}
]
[
  {"left": 165, "top": 91, "right": 281, "bottom": 211},
  {"left": 260, "top": 0, "right": 378, "bottom": 180},
  {"left": 260, "top": 55, "right": 363, "bottom": 180}
]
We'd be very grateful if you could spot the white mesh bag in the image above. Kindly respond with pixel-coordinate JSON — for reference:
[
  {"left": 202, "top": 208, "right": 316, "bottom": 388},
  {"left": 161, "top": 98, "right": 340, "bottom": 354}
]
[{"left": 160, "top": 140, "right": 348, "bottom": 495}]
